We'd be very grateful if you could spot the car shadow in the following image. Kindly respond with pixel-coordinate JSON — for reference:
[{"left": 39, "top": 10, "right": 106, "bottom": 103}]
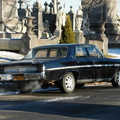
[{"left": 0, "top": 99, "right": 119, "bottom": 120}]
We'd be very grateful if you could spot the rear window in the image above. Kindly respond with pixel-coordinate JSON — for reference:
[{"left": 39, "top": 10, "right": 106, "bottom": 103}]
[{"left": 24, "top": 47, "right": 68, "bottom": 59}]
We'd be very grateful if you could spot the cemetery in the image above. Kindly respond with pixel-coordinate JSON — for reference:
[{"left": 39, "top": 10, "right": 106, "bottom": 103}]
[{"left": 0, "top": 0, "right": 119, "bottom": 55}]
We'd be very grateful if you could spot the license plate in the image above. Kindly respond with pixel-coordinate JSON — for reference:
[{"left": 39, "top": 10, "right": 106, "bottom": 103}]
[{"left": 14, "top": 75, "right": 24, "bottom": 81}]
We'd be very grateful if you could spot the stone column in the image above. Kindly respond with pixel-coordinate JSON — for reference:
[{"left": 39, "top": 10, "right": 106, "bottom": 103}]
[
  {"left": 52, "top": 0, "right": 58, "bottom": 14},
  {"left": 105, "top": 0, "right": 120, "bottom": 44},
  {"left": 38, "top": 0, "right": 43, "bottom": 38},
  {"left": 106, "top": 0, "right": 117, "bottom": 23}
]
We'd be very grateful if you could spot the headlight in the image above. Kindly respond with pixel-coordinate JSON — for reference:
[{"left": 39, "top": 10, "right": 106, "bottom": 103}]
[{"left": 37, "top": 64, "right": 46, "bottom": 72}]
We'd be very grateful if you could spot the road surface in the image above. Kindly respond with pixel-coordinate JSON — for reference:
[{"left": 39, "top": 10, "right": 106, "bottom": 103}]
[{"left": 0, "top": 83, "right": 120, "bottom": 120}]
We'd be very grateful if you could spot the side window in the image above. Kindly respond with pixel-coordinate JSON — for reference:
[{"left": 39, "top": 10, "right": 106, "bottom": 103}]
[
  {"left": 49, "top": 49, "right": 59, "bottom": 57},
  {"left": 86, "top": 47, "right": 103, "bottom": 58},
  {"left": 76, "top": 46, "right": 87, "bottom": 58},
  {"left": 61, "top": 47, "right": 67, "bottom": 57},
  {"left": 35, "top": 49, "right": 48, "bottom": 58}
]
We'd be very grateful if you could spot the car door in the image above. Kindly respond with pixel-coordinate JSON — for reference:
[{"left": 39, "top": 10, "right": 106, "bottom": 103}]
[
  {"left": 75, "top": 46, "right": 96, "bottom": 83},
  {"left": 85, "top": 46, "right": 115, "bottom": 81}
]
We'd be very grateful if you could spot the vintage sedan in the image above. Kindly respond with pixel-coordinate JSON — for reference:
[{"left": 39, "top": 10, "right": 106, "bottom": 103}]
[{"left": 0, "top": 44, "right": 120, "bottom": 93}]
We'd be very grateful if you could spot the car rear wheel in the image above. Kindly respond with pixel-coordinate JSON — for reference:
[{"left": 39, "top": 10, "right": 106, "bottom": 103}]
[
  {"left": 111, "top": 70, "right": 120, "bottom": 87},
  {"left": 59, "top": 72, "right": 75, "bottom": 94}
]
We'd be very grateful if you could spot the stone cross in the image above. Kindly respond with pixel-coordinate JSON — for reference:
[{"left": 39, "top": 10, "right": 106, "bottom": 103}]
[
  {"left": 18, "top": 0, "right": 23, "bottom": 9},
  {"left": 44, "top": 2, "right": 49, "bottom": 13},
  {"left": 49, "top": 2, "right": 53, "bottom": 14}
]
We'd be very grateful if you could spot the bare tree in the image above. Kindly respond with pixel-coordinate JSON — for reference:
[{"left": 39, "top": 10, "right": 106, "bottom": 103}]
[{"left": 82, "top": 0, "right": 109, "bottom": 10}]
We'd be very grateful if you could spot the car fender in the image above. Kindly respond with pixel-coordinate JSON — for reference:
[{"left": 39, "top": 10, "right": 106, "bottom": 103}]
[{"left": 59, "top": 70, "right": 79, "bottom": 82}]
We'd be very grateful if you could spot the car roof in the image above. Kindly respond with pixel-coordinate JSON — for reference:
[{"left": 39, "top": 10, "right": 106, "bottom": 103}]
[{"left": 33, "top": 44, "right": 95, "bottom": 49}]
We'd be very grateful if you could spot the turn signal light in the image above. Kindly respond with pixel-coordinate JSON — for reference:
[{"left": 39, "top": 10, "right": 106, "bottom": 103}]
[{"left": 14, "top": 75, "right": 24, "bottom": 81}]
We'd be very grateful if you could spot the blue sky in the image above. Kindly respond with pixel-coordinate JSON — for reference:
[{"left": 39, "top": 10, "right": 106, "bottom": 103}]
[
  {"left": 29, "top": 0, "right": 81, "bottom": 13},
  {"left": 41, "top": 0, "right": 80, "bottom": 12},
  {"left": 117, "top": 0, "right": 120, "bottom": 15},
  {"left": 29, "top": 0, "right": 120, "bottom": 15}
]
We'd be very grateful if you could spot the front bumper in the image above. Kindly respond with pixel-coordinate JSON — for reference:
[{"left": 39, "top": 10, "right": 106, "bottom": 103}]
[{"left": 0, "top": 72, "right": 46, "bottom": 81}]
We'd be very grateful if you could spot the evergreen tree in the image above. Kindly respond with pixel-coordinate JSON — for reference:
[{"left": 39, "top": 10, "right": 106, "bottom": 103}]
[{"left": 59, "top": 15, "right": 76, "bottom": 44}]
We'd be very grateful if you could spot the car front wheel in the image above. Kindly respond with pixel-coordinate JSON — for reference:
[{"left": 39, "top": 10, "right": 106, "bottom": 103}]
[
  {"left": 111, "top": 70, "right": 120, "bottom": 87},
  {"left": 59, "top": 72, "right": 75, "bottom": 94}
]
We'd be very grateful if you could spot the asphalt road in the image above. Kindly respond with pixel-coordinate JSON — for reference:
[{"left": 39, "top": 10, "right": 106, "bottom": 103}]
[{"left": 0, "top": 83, "right": 120, "bottom": 120}]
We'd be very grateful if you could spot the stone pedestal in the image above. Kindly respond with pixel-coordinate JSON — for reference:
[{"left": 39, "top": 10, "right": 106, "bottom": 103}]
[
  {"left": 98, "top": 34, "right": 108, "bottom": 55},
  {"left": 74, "top": 30, "right": 85, "bottom": 44},
  {"left": 54, "top": 30, "right": 61, "bottom": 39},
  {"left": 20, "top": 32, "right": 38, "bottom": 55},
  {"left": 106, "top": 23, "right": 120, "bottom": 45}
]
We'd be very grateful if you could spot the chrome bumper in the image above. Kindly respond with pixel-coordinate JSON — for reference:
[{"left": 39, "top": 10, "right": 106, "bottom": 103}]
[{"left": 0, "top": 72, "right": 46, "bottom": 81}]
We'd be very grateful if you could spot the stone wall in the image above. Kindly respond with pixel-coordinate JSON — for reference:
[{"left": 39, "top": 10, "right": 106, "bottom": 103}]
[{"left": 0, "top": 38, "right": 21, "bottom": 51}]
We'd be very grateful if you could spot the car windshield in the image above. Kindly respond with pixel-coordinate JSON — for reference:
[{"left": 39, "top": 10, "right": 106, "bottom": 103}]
[{"left": 24, "top": 47, "right": 68, "bottom": 59}]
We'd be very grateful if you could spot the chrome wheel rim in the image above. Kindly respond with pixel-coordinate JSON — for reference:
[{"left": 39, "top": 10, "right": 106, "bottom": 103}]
[
  {"left": 117, "top": 71, "right": 120, "bottom": 86},
  {"left": 65, "top": 74, "right": 75, "bottom": 91}
]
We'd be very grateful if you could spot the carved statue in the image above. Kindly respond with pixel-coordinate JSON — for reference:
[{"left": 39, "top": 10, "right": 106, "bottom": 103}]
[
  {"left": 56, "top": 6, "right": 62, "bottom": 31},
  {"left": 76, "top": 5, "right": 83, "bottom": 31},
  {"left": 83, "top": 13, "right": 90, "bottom": 33},
  {"left": 44, "top": 20, "right": 49, "bottom": 32}
]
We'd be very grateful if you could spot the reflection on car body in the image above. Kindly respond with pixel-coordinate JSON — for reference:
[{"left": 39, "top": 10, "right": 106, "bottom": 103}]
[{"left": 0, "top": 44, "right": 120, "bottom": 93}]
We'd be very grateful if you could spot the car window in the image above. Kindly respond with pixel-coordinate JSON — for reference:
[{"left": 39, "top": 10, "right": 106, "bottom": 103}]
[
  {"left": 24, "top": 47, "right": 68, "bottom": 59},
  {"left": 49, "top": 48, "right": 67, "bottom": 58},
  {"left": 86, "top": 47, "right": 103, "bottom": 58},
  {"left": 76, "top": 46, "right": 87, "bottom": 58},
  {"left": 61, "top": 47, "right": 68, "bottom": 57},
  {"left": 49, "top": 49, "right": 60, "bottom": 57},
  {"left": 35, "top": 49, "right": 48, "bottom": 58}
]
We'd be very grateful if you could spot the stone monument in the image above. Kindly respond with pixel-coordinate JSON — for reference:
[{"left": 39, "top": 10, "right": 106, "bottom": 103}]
[
  {"left": 83, "top": 13, "right": 91, "bottom": 34},
  {"left": 82, "top": 0, "right": 120, "bottom": 46},
  {"left": 0, "top": 0, "right": 25, "bottom": 51},
  {"left": 105, "top": 0, "right": 120, "bottom": 46},
  {"left": 75, "top": 6, "right": 83, "bottom": 31},
  {"left": 68, "top": 6, "right": 75, "bottom": 31},
  {"left": 52, "top": 0, "right": 58, "bottom": 14},
  {"left": 54, "top": 6, "right": 66, "bottom": 38},
  {"left": 74, "top": 5, "right": 85, "bottom": 43},
  {"left": 32, "top": 0, "right": 43, "bottom": 38}
]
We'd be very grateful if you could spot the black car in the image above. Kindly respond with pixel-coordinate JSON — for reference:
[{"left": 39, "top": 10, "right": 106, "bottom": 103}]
[{"left": 0, "top": 44, "right": 120, "bottom": 93}]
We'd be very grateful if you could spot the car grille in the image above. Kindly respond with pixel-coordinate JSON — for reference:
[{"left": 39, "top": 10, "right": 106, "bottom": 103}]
[{"left": 4, "top": 65, "right": 37, "bottom": 73}]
